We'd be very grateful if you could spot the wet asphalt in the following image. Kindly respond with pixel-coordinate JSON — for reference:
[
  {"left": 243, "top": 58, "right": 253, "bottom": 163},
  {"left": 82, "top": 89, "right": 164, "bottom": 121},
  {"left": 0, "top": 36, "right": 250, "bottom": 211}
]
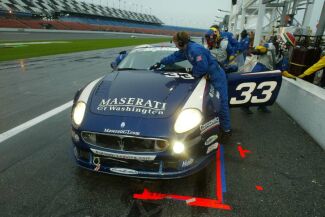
[{"left": 0, "top": 42, "right": 324, "bottom": 217}]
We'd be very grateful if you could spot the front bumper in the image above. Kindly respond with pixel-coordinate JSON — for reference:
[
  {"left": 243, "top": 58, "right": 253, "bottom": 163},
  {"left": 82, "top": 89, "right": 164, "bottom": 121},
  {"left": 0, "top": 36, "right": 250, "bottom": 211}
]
[
  {"left": 73, "top": 145, "right": 215, "bottom": 179},
  {"left": 71, "top": 122, "right": 220, "bottom": 179}
]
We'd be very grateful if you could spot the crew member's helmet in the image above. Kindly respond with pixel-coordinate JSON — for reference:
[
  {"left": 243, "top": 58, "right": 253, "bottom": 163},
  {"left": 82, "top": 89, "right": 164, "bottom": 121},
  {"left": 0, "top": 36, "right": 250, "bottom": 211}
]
[{"left": 205, "top": 27, "right": 221, "bottom": 49}]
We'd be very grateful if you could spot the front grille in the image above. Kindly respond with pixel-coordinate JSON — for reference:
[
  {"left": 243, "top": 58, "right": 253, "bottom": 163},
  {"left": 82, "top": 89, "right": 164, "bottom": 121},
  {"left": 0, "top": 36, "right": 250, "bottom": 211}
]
[
  {"left": 163, "top": 160, "right": 179, "bottom": 171},
  {"left": 98, "top": 157, "right": 161, "bottom": 172},
  {"left": 81, "top": 132, "right": 169, "bottom": 153}
]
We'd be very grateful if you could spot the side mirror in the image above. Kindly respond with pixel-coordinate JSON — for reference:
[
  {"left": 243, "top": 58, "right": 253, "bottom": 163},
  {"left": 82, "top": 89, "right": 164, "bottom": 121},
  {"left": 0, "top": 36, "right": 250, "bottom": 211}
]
[{"left": 110, "top": 62, "right": 117, "bottom": 70}]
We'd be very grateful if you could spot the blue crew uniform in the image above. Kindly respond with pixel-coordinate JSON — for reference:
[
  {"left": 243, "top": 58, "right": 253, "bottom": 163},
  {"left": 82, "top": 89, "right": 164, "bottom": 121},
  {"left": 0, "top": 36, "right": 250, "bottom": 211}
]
[
  {"left": 237, "top": 36, "right": 250, "bottom": 60},
  {"left": 276, "top": 56, "right": 289, "bottom": 71},
  {"left": 115, "top": 52, "right": 127, "bottom": 65},
  {"left": 111, "top": 51, "right": 127, "bottom": 69},
  {"left": 221, "top": 31, "right": 238, "bottom": 51},
  {"left": 251, "top": 62, "right": 269, "bottom": 72},
  {"left": 160, "top": 41, "right": 231, "bottom": 131}
]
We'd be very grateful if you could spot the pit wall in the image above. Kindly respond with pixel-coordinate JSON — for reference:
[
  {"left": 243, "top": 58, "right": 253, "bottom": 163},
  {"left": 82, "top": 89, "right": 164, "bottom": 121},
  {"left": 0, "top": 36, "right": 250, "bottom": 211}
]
[{"left": 276, "top": 77, "right": 325, "bottom": 150}]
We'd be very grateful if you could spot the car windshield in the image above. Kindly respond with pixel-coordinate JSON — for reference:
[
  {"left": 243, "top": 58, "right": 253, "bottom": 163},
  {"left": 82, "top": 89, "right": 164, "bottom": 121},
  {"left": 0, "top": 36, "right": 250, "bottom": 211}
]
[{"left": 117, "top": 47, "right": 192, "bottom": 71}]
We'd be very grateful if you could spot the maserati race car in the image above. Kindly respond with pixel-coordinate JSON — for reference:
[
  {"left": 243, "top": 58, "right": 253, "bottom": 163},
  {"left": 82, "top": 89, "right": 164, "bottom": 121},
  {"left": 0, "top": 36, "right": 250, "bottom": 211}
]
[{"left": 71, "top": 45, "right": 282, "bottom": 179}]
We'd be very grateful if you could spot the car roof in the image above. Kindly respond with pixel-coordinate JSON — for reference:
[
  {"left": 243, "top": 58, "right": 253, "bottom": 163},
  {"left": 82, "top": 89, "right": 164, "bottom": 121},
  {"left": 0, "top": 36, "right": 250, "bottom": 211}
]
[{"left": 131, "top": 44, "right": 178, "bottom": 52}]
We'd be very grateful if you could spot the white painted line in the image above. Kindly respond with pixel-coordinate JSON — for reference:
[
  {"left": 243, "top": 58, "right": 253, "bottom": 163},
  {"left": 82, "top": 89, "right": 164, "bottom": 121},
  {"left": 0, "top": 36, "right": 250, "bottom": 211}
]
[{"left": 0, "top": 100, "right": 73, "bottom": 144}]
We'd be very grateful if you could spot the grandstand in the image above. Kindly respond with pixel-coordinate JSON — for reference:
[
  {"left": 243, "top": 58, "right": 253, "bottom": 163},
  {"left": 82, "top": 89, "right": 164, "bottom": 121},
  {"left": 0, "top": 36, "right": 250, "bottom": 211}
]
[{"left": 0, "top": 0, "right": 204, "bottom": 36}]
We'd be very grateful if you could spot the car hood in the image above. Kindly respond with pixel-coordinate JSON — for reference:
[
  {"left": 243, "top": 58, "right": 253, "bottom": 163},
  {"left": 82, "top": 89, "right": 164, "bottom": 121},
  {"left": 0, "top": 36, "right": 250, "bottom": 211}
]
[{"left": 89, "top": 70, "right": 200, "bottom": 118}]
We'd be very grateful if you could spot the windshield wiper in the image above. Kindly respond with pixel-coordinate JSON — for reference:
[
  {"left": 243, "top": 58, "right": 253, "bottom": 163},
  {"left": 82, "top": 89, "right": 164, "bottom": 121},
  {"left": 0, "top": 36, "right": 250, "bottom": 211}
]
[{"left": 117, "top": 68, "right": 139, "bottom": 71}]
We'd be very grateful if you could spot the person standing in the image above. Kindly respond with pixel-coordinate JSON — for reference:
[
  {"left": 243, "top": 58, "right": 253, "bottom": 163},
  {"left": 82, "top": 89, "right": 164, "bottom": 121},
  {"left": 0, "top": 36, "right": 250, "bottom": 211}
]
[
  {"left": 241, "top": 45, "right": 273, "bottom": 114},
  {"left": 150, "top": 32, "right": 232, "bottom": 137},
  {"left": 205, "top": 27, "right": 237, "bottom": 73},
  {"left": 237, "top": 29, "right": 250, "bottom": 62}
]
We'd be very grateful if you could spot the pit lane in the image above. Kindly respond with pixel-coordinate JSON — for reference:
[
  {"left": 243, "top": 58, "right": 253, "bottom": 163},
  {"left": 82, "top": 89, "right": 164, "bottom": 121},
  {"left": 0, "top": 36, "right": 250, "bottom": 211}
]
[{"left": 0, "top": 47, "right": 324, "bottom": 217}]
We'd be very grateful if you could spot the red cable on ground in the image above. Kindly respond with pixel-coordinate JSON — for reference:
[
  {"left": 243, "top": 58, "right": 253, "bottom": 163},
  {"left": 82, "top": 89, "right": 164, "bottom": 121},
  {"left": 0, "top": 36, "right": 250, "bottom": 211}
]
[
  {"left": 237, "top": 145, "right": 252, "bottom": 158},
  {"left": 133, "top": 147, "right": 232, "bottom": 210},
  {"left": 256, "top": 185, "right": 264, "bottom": 191}
]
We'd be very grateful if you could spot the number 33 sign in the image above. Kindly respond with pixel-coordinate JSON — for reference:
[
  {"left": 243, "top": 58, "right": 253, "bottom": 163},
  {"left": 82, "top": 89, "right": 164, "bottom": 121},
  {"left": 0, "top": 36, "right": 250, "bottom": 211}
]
[{"left": 230, "top": 81, "right": 278, "bottom": 105}]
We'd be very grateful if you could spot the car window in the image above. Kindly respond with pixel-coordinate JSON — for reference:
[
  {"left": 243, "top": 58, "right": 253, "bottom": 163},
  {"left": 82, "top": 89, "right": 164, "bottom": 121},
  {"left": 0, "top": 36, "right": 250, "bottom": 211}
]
[{"left": 117, "top": 48, "right": 192, "bottom": 70}]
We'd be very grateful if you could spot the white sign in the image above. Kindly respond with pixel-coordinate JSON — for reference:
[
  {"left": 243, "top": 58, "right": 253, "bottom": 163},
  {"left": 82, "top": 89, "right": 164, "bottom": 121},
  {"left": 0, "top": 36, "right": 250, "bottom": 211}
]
[
  {"left": 206, "top": 142, "right": 219, "bottom": 154},
  {"left": 200, "top": 117, "right": 220, "bottom": 134},
  {"left": 90, "top": 148, "right": 156, "bottom": 161},
  {"left": 110, "top": 168, "right": 139, "bottom": 175},
  {"left": 97, "top": 97, "right": 167, "bottom": 115}
]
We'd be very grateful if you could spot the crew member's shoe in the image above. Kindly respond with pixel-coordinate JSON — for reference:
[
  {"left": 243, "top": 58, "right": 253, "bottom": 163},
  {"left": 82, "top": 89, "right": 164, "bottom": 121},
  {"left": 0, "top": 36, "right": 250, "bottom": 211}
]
[
  {"left": 257, "top": 106, "right": 271, "bottom": 113},
  {"left": 220, "top": 129, "right": 232, "bottom": 144},
  {"left": 241, "top": 107, "right": 253, "bottom": 114}
]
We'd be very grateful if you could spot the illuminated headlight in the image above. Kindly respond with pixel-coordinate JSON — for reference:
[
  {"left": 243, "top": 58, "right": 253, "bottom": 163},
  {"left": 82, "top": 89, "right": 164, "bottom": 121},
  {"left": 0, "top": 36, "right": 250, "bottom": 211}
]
[
  {"left": 174, "top": 109, "right": 202, "bottom": 134},
  {"left": 173, "top": 141, "right": 185, "bottom": 154},
  {"left": 72, "top": 101, "right": 86, "bottom": 127}
]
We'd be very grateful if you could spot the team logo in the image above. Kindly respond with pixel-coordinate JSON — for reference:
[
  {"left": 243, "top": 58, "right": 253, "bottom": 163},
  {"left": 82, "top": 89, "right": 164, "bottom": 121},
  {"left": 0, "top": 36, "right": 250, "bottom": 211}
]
[
  {"left": 205, "top": 135, "right": 218, "bottom": 146},
  {"left": 200, "top": 117, "right": 220, "bottom": 134},
  {"left": 209, "top": 85, "right": 219, "bottom": 99},
  {"left": 181, "top": 158, "right": 194, "bottom": 167},
  {"left": 97, "top": 97, "right": 167, "bottom": 115},
  {"left": 120, "top": 122, "right": 126, "bottom": 128},
  {"left": 209, "top": 85, "right": 215, "bottom": 97},
  {"left": 206, "top": 142, "right": 219, "bottom": 154},
  {"left": 216, "top": 91, "right": 220, "bottom": 99},
  {"left": 90, "top": 148, "right": 156, "bottom": 161},
  {"left": 104, "top": 128, "right": 140, "bottom": 136},
  {"left": 110, "top": 168, "right": 139, "bottom": 175}
]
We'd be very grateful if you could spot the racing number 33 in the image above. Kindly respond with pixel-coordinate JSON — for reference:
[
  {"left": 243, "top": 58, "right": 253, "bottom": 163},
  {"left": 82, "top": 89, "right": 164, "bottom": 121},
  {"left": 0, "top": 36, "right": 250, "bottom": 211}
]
[
  {"left": 163, "top": 72, "right": 194, "bottom": 79},
  {"left": 230, "top": 81, "right": 277, "bottom": 104}
]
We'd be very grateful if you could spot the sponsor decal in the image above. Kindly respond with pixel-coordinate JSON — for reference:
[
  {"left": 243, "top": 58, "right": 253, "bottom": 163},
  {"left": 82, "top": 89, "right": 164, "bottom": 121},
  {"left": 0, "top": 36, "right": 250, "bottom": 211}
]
[
  {"left": 209, "top": 85, "right": 215, "bottom": 97},
  {"left": 97, "top": 98, "right": 167, "bottom": 115},
  {"left": 205, "top": 135, "right": 219, "bottom": 146},
  {"left": 216, "top": 91, "right": 220, "bottom": 99},
  {"left": 206, "top": 142, "right": 219, "bottom": 154},
  {"left": 163, "top": 72, "right": 194, "bottom": 79},
  {"left": 90, "top": 148, "right": 156, "bottom": 161},
  {"left": 110, "top": 168, "right": 139, "bottom": 175},
  {"left": 229, "top": 81, "right": 278, "bottom": 105},
  {"left": 209, "top": 85, "right": 219, "bottom": 99},
  {"left": 182, "top": 158, "right": 194, "bottom": 167},
  {"left": 120, "top": 122, "right": 126, "bottom": 128},
  {"left": 104, "top": 128, "right": 140, "bottom": 136},
  {"left": 200, "top": 117, "right": 220, "bottom": 134}
]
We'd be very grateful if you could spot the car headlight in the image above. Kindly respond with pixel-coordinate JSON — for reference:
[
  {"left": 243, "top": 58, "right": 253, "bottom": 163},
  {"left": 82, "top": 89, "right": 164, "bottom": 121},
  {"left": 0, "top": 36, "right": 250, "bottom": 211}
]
[
  {"left": 72, "top": 101, "right": 86, "bottom": 127},
  {"left": 174, "top": 109, "right": 202, "bottom": 134},
  {"left": 173, "top": 141, "right": 185, "bottom": 154}
]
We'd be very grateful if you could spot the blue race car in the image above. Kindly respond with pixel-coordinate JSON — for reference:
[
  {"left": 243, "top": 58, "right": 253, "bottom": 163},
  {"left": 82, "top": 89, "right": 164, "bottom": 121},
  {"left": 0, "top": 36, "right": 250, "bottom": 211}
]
[{"left": 71, "top": 45, "right": 282, "bottom": 179}]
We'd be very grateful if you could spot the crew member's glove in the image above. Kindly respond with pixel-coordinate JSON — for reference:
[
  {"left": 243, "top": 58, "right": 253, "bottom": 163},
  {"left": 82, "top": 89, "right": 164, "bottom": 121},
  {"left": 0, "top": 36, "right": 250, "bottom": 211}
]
[
  {"left": 298, "top": 73, "right": 307, "bottom": 78},
  {"left": 229, "top": 55, "right": 235, "bottom": 61},
  {"left": 149, "top": 62, "right": 162, "bottom": 70}
]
